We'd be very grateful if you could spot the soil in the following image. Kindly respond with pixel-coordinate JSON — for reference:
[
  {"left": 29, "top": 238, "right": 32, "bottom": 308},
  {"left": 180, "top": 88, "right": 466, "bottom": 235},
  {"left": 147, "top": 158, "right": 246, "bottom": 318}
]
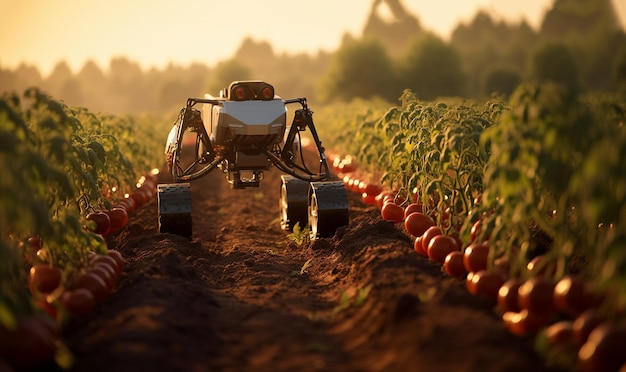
[{"left": 58, "top": 157, "right": 565, "bottom": 372}]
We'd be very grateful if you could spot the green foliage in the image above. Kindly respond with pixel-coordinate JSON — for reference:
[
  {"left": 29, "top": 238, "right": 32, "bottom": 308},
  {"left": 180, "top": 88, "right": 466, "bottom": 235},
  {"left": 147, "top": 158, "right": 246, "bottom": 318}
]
[
  {"left": 0, "top": 88, "right": 167, "bottom": 320},
  {"left": 400, "top": 34, "right": 466, "bottom": 100},
  {"left": 317, "top": 38, "right": 398, "bottom": 102},
  {"left": 530, "top": 42, "right": 580, "bottom": 95},
  {"left": 205, "top": 59, "right": 252, "bottom": 96}
]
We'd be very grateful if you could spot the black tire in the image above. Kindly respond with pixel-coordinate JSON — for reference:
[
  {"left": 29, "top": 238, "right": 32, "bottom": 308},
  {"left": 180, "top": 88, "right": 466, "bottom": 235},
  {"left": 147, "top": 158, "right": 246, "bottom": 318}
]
[
  {"left": 308, "top": 181, "right": 349, "bottom": 240},
  {"left": 157, "top": 183, "right": 193, "bottom": 238},
  {"left": 279, "top": 175, "right": 309, "bottom": 231}
]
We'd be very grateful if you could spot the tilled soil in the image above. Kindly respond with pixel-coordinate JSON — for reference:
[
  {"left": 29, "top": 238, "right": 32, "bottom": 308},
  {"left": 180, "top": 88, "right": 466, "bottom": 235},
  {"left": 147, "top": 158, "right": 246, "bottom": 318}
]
[{"left": 60, "top": 158, "right": 562, "bottom": 372}]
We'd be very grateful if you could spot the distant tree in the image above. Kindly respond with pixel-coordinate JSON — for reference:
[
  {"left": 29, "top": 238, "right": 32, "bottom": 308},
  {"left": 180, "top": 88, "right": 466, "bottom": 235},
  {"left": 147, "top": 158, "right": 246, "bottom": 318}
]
[
  {"left": 451, "top": 11, "right": 538, "bottom": 98},
  {"left": 483, "top": 67, "right": 521, "bottom": 97},
  {"left": 539, "top": 0, "right": 625, "bottom": 91},
  {"left": 531, "top": 42, "right": 579, "bottom": 95},
  {"left": 400, "top": 34, "right": 466, "bottom": 100},
  {"left": 317, "top": 38, "right": 397, "bottom": 102},
  {"left": 205, "top": 59, "right": 252, "bottom": 95},
  {"left": 108, "top": 57, "right": 144, "bottom": 112},
  {"left": 13, "top": 64, "right": 43, "bottom": 90},
  {"left": 614, "top": 48, "right": 626, "bottom": 91},
  {"left": 43, "top": 61, "right": 73, "bottom": 98},
  {"left": 362, "top": 0, "right": 422, "bottom": 57}
]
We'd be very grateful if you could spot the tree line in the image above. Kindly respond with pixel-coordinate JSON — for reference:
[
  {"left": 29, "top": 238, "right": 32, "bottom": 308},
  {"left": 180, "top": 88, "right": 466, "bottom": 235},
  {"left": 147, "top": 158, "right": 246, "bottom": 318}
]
[{"left": 1, "top": 0, "right": 624, "bottom": 114}]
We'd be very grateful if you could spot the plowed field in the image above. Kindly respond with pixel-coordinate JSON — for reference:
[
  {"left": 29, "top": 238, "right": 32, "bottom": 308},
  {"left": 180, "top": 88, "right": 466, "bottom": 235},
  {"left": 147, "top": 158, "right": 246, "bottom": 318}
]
[{"left": 61, "top": 159, "right": 562, "bottom": 372}]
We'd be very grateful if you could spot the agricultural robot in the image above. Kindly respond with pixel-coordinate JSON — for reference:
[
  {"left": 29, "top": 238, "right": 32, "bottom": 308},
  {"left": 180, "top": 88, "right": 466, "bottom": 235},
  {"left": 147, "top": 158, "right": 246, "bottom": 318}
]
[{"left": 158, "top": 80, "right": 349, "bottom": 240}]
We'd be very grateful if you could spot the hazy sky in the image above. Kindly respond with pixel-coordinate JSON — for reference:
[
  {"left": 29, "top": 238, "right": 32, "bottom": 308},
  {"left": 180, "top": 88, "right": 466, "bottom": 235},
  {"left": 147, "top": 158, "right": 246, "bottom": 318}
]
[{"left": 1, "top": 0, "right": 625, "bottom": 76}]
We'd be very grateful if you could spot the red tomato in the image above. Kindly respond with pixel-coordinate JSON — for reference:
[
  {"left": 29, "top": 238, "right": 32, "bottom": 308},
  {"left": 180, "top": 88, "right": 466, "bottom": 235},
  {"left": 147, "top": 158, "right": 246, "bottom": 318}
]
[
  {"left": 73, "top": 271, "right": 109, "bottom": 303},
  {"left": 517, "top": 276, "right": 555, "bottom": 318},
  {"left": 443, "top": 251, "right": 466, "bottom": 278},
  {"left": 553, "top": 275, "right": 594, "bottom": 318},
  {"left": 421, "top": 226, "right": 443, "bottom": 252},
  {"left": 414, "top": 236, "right": 427, "bottom": 256},
  {"left": 29, "top": 264, "right": 62, "bottom": 294},
  {"left": 105, "top": 207, "right": 129, "bottom": 232},
  {"left": 361, "top": 192, "right": 377, "bottom": 206},
  {"left": 88, "top": 265, "right": 115, "bottom": 293},
  {"left": 403, "top": 203, "right": 424, "bottom": 218},
  {"left": 502, "top": 309, "right": 550, "bottom": 337},
  {"left": 469, "top": 270, "right": 505, "bottom": 303},
  {"left": 572, "top": 309, "right": 604, "bottom": 346},
  {"left": 404, "top": 212, "right": 435, "bottom": 238},
  {"left": 544, "top": 320, "right": 574, "bottom": 345},
  {"left": 526, "top": 255, "right": 556, "bottom": 277},
  {"left": 86, "top": 212, "right": 111, "bottom": 235},
  {"left": 470, "top": 219, "right": 482, "bottom": 243},
  {"left": 0, "top": 315, "right": 57, "bottom": 370},
  {"left": 27, "top": 236, "right": 42, "bottom": 251},
  {"left": 375, "top": 191, "right": 393, "bottom": 209},
  {"left": 497, "top": 278, "right": 523, "bottom": 313},
  {"left": 427, "top": 235, "right": 459, "bottom": 264},
  {"left": 91, "top": 254, "right": 122, "bottom": 276},
  {"left": 59, "top": 288, "right": 95, "bottom": 318},
  {"left": 362, "top": 183, "right": 382, "bottom": 197},
  {"left": 381, "top": 202, "right": 404, "bottom": 224},
  {"left": 578, "top": 323, "right": 626, "bottom": 372},
  {"left": 463, "top": 242, "right": 490, "bottom": 273},
  {"left": 105, "top": 249, "right": 125, "bottom": 274}
]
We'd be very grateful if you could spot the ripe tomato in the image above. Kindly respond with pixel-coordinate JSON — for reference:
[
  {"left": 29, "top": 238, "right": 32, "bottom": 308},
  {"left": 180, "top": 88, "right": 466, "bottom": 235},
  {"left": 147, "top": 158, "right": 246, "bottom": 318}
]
[
  {"left": 73, "top": 271, "right": 109, "bottom": 303},
  {"left": 86, "top": 212, "right": 111, "bottom": 235},
  {"left": 578, "top": 323, "right": 626, "bottom": 372},
  {"left": 544, "top": 320, "right": 574, "bottom": 345},
  {"left": 105, "top": 207, "right": 129, "bottom": 232},
  {"left": 362, "top": 183, "right": 382, "bottom": 197},
  {"left": 553, "top": 275, "right": 594, "bottom": 318},
  {"left": 91, "top": 254, "right": 122, "bottom": 276},
  {"left": 463, "top": 242, "right": 490, "bottom": 273},
  {"left": 404, "top": 212, "right": 435, "bottom": 238},
  {"left": 403, "top": 203, "right": 424, "bottom": 218},
  {"left": 572, "top": 309, "right": 603, "bottom": 346},
  {"left": 469, "top": 270, "right": 505, "bottom": 303},
  {"left": 381, "top": 202, "right": 404, "bottom": 224},
  {"left": 502, "top": 309, "right": 550, "bottom": 337},
  {"left": 497, "top": 278, "right": 523, "bottom": 313},
  {"left": 105, "top": 249, "right": 125, "bottom": 274},
  {"left": 443, "top": 251, "right": 466, "bottom": 278},
  {"left": 29, "top": 264, "right": 62, "bottom": 294},
  {"left": 88, "top": 265, "right": 115, "bottom": 293},
  {"left": 0, "top": 315, "right": 57, "bottom": 370},
  {"left": 526, "top": 255, "right": 556, "bottom": 277},
  {"left": 59, "top": 288, "right": 95, "bottom": 318},
  {"left": 517, "top": 276, "right": 555, "bottom": 318},
  {"left": 375, "top": 191, "right": 393, "bottom": 209},
  {"left": 469, "top": 219, "right": 482, "bottom": 243},
  {"left": 427, "top": 235, "right": 459, "bottom": 264},
  {"left": 421, "top": 226, "right": 442, "bottom": 252},
  {"left": 414, "top": 236, "right": 427, "bottom": 256},
  {"left": 361, "top": 192, "right": 377, "bottom": 206}
]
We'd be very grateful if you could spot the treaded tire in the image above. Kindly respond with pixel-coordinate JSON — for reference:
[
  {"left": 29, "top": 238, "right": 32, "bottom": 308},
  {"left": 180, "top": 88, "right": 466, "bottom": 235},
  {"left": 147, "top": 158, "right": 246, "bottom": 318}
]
[
  {"left": 279, "top": 175, "right": 309, "bottom": 231},
  {"left": 157, "top": 183, "right": 192, "bottom": 238},
  {"left": 308, "top": 181, "right": 349, "bottom": 240}
]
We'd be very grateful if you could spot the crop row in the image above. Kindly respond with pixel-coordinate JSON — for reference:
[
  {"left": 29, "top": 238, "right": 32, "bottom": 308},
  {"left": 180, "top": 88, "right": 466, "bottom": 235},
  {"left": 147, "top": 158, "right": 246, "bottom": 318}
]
[
  {"left": 323, "top": 83, "right": 626, "bottom": 372},
  {"left": 0, "top": 89, "right": 167, "bottom": 370}
]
